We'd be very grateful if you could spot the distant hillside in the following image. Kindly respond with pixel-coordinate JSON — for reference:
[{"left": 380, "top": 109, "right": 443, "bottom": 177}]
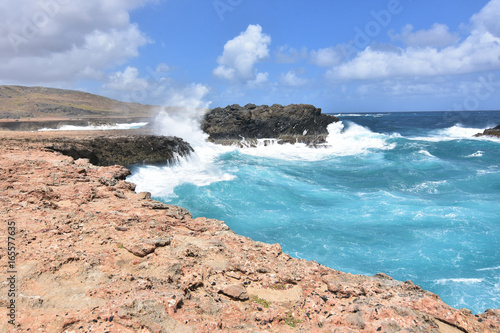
[{"left": 0, "top": 85, "right": 160, "bottom": 120}]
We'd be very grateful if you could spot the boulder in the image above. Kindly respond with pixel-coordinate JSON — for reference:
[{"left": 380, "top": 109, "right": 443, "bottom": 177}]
[
  {"left": 220, "top": 285, "right": 249, "bottom": 300},
  {"left": 474, "top": 124, "right": 500, "bottom": 138},
  {"left": 201, "top": 103, "right": 339, "bottom": 145}
]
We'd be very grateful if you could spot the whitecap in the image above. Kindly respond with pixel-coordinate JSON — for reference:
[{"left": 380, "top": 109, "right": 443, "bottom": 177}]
[
  {"left": 128, "top": 148, "right": 236, "bottom": 199},
  {"left": 465, "top": 151, "right": 484, "bottom": 158},
  {"left": 237, "top": 121, "right": 395, "bottom": 161},
  {"left": 407, "top": 180, "right": 447, "bottom": 194},
  {"left": 408, "top": 124, "right": 486, "bottom": 142},
  {"left": 476, "top": 266, "right": 500, "bottom": 272},
  {"left": 334, "top": 113, "right": 388, "bottom": 117},
  {"left": 434, "top": 278, "right": 484, "bottom": 285},
  {"left": 39, "top": 122, "right": 148, "bottom": 131},
  {"left": 418, "top": 149, "right": 434, "bottom": 157}
]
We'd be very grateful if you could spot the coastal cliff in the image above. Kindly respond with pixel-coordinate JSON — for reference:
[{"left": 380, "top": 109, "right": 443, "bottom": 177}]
[
  {"left": 0, "top": 132, "right": 498, "bottom": 332},
  {"left": 201, "top": 104, "right": 339, "bottom": 145}
]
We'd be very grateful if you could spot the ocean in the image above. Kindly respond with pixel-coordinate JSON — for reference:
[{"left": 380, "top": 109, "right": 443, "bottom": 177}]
[{"left": 128, "top": 110, "right": 500, "bottom": 314}]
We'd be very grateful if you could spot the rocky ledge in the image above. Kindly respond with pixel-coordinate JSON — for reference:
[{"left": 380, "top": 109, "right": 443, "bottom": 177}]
[
  {"left": 0, "top": 130, "right": 193, "bottom": 167},
  {"left": 474, "top": 124, "right": 500, "bottom": 138},
  {"left": 0, "top": 134, "right": 498, "bottom": 332},
  {"left": 201, "top": 104, "right": 339, "bottom": 146},
  {"left": 46, "top": 135, "right": 193, "bottom": 167}
]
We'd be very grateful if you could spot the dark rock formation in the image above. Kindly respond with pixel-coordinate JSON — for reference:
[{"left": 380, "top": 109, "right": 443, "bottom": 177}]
[
  {"left": 46, "top": 135, "right": 193, "bottom": 166},
  {"left": 201, "top": 104, "right": 339, "bottom": 145},
  {"left": 475, "top": 125, "right": 500, "bottom": 138}
]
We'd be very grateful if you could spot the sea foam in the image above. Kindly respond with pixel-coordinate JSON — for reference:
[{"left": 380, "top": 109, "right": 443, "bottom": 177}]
[{"left": 39, "top": 122, "right": 148, "bottom": 131}]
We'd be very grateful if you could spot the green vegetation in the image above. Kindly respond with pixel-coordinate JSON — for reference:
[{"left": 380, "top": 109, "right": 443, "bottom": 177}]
[
  {"left": 251, "top": 296, "right": 271, "bottom": 308},
  {"left": 280, "top": 312, "right": 301, "bottom": 327},
  {"left": 271, "top": 283, "right": 287, "bottom": 290}
]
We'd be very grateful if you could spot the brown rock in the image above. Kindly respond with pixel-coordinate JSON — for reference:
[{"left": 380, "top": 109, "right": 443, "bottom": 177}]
[{"left": 221, "top": 285, "right": 249, "bottom": 301}]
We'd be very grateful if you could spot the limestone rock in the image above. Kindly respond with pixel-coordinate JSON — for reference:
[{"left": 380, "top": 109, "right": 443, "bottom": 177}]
[{"left": 220, "top": 285, "right": 249, "bottom": 300}]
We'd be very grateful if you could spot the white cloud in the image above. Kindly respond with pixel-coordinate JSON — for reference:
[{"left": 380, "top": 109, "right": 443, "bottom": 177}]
[
  {"left": 0, "top": 0, "right": 152, "bottom": 85},
  {"left": 279, "top": 71, "right": 309, "bottom": 87},
  {"left": 104, "top": 66, "right": 149, "bottom": 92},
  {"left": 213, "top": 24, "right": 271, "bottom": 83},
  {"left": 390, "top": 23, "right": 460, "bottom": 48},
  {"left": 275, "top": 45, "right": 308, "bottom": 63},
  {"left": 356, "top": 78, "right": 457, "bottom": 98},
  {"left": 310, "top": 47, "right": 343, "bottom": 67},
  {"left": 327, "top": 0, "right": 500, "bottom": 81},
  {"left": 471, "top": 0, "right": 500, "bottom": 37},
  {"left": 102, "top": 66, "right": 211, "bottom": 110},
  {"left": 156, "top": 63, "right": 171, "bottom": 74},
  {"left": 247, "top": 72, "right": 269, "bottom": 88}
]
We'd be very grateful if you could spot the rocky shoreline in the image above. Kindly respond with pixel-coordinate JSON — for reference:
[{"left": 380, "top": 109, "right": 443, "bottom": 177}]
[
  {"left": 0, "top": 130, "right": 499, "bottom": 332},
  {"left": 475, "top": 124, "right": 500, "bottom": 138}
]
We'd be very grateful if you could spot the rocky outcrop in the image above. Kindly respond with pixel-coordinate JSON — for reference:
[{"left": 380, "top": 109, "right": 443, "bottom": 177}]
[
  {"left": 0, "top": 135, "right": 498, "bottom": 332},
  {"left": 475, "top": 124, "right": 500, "bottom": 138},
  {"left": 44, "top": 134, "right": 193, "bottom": 166},
  {"left": 201, "top": 104, "right": 339, "bottom": 145}
]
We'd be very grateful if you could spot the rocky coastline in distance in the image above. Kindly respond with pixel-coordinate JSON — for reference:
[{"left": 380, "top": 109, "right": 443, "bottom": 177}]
[{"left": 0, "top": 86, "right": 499, "bottom": 331}]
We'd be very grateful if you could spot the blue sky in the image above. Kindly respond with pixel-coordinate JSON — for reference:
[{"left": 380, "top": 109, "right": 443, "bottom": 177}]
[{"left": 1, "top": 0, "right": 500, "bottom": 112}]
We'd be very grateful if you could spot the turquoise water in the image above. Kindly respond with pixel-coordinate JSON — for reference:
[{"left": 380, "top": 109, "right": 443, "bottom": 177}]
[{"left": 129, "top": 111, "right": 500, "bottom": 313}]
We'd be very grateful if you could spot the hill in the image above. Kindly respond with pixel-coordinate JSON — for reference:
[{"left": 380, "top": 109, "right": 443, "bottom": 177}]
[{"left": 0, "top": 85, "right": 160, "bottom": 119}]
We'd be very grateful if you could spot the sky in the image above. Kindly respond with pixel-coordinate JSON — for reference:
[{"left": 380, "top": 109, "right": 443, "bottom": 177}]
[{"left": 1, "top": 0, "right": 500, "bottom": 112}]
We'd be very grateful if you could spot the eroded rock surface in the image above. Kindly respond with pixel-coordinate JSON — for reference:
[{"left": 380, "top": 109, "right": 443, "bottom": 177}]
[
  {"left": 45, "top": 135, "right": 193, "bottom": 166},
  {"left": 0, "top": 136, "right": 498, "bottom": 332},
  {"left": 475, "top": 124, "right": 500, "bottom": 138},
  {"left": 201, "top": 104, "right": 339, "bottom": 145}
]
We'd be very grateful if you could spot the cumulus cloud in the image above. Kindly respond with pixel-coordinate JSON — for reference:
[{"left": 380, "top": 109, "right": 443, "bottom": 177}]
[
  {"left": 104, "top": 66, "right": 149, "bottom": 92},
  {"left": 213, "top": 24, "right": 271, "bottom": 83},
  {"left": 326, "top": 0, "right": 500, "bottom": 81},
  {"left": 275, "top": 45, "right": 308, "bottom": 63},
  {"left": 279, "top": 71, "right": 309, "bottom": 87},
  {"left": 390, "top": 23, "right": 460, "bottom": 48},
  {"left": 102, "top": 66, "right": 211, "bottom": 110},
  {"left": 0, "top": 0, "right": 152, "bottom": 85},
  {"left": 471, "top": 0, "right": 500, "bottom": 37},
  {"left": 310, "top": 47, "right": 343, "bottom": 67},
  {"left": 247, "top": 72, "right": 269, "bottom": 88}
]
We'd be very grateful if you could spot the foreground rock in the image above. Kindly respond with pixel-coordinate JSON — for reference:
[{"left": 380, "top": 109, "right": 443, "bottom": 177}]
[
  {"left": 0, "top": 130, "right": 193, "bottom": 166},
  {"left": 475, "top": 124, "right": 500, "bottom": 138},
  {"left": 201, "top": 104, "right": 339, "bottom": 145},
  {"left": 46, "top": 135, "right": 193, "bottom": 166},
  {"left": 0, "top": 137, "right": 499, "bottom": 332}
]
